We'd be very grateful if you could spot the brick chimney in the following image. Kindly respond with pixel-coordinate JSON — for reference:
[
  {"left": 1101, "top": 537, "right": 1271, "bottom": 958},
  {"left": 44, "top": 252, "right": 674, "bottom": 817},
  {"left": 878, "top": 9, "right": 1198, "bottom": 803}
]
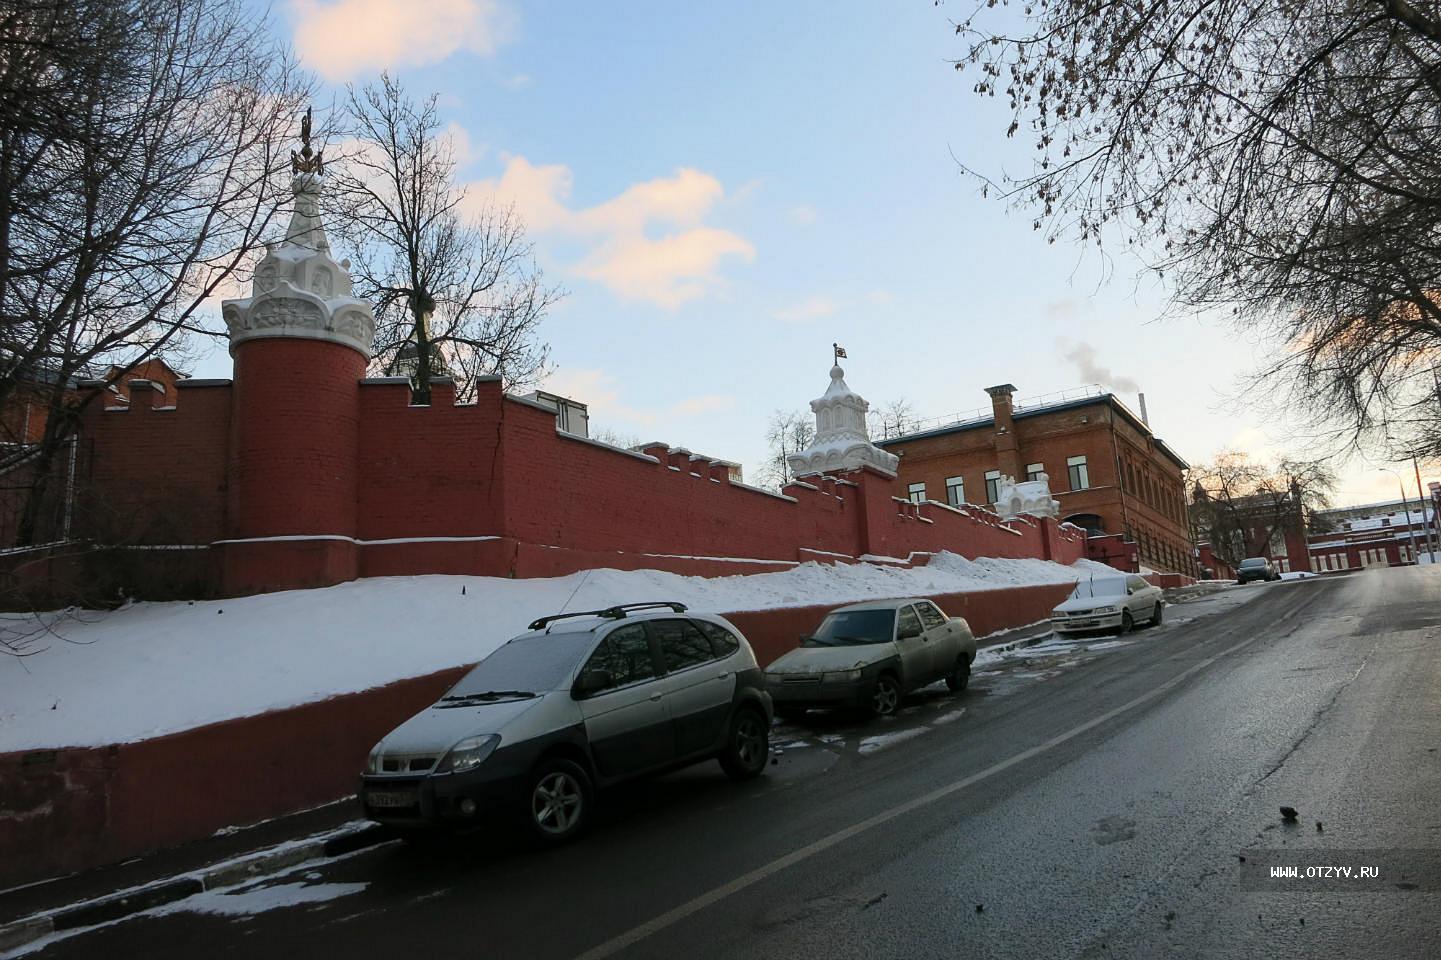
[{"left": 985, "top": 384, "right": 1021, "bottom": 480}]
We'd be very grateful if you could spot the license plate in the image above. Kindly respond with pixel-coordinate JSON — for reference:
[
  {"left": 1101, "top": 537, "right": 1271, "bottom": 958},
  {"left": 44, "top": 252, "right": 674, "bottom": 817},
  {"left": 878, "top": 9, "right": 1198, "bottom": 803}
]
[{"left": 366, "top": 789, "right": 416, "bottom": 809}]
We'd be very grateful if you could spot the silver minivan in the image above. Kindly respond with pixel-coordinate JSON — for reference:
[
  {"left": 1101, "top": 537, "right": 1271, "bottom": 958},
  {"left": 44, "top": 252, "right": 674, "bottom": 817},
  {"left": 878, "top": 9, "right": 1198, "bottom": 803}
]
[{"left": 359, "top": 602, "right": 773, "bottom": 843}]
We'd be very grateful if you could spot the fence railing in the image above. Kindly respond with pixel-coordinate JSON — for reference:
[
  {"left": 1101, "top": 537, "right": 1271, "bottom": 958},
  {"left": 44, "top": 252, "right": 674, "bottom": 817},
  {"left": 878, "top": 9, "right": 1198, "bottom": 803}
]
[{"left": 876, "top": 384, "right": 1107, "bottom": 440}]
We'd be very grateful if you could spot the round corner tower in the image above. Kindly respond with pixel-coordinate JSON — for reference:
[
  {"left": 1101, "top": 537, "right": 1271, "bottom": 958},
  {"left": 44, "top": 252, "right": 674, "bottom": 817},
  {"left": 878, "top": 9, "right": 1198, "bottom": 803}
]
[{"left": 218, "top": 148, "right": 376, "bottom": 593}]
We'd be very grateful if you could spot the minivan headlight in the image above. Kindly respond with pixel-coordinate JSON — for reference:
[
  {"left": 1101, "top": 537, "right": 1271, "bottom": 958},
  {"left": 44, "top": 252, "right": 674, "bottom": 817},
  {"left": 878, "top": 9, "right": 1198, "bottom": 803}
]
[{"left": 436, "top": 734, "right": 501, "bottom": 774}]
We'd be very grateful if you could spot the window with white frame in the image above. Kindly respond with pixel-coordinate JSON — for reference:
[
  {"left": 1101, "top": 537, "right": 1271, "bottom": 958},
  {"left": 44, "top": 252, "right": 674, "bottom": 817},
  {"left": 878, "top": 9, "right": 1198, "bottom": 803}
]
[
  {"left": 1066, "top": 455, "right": 1089, "bottom": 491},
  {"left": 984, "top": 470, "right": 1001, "bottom": 504},
  {"left": 945, "top": 476, "right": 965, "bottom": 506},
  {"left": 907, "top": 482, "right": 926, "bottom": 504},
  {"left": 1025, "top": 462, "right": 1044, "bottom": 482}
]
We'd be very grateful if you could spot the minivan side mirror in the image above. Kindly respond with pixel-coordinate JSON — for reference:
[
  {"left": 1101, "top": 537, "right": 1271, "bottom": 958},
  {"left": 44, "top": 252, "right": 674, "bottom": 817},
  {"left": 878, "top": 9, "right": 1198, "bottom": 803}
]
[{"left": 572, "top": 669, "right": 612, "bottom": 699}]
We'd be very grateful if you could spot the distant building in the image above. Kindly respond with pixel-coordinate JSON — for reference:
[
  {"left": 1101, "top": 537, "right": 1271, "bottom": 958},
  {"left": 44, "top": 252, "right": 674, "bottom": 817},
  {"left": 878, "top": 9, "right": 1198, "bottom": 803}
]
[
  {"left": 1, "top": 357, "right": 186, "bottom": 445},
  {"left": 876, "top": 384, "right": 1195, "bottom": 574},
  {"left": 521, "top": 391, "right": 590, "bottom": 438},
  {"left": 1307, "top": 498, "right": 1438, "bottom": 570},
  {"left": 1191, "top": 486, "right": 1311, "bottom": 573}
]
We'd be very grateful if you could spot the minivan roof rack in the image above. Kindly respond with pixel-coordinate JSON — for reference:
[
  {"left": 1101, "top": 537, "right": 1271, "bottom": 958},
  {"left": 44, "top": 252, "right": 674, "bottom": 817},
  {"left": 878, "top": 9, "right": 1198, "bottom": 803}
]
[{"left": 528, "top": 601, "right": 688, "bottom": 631}]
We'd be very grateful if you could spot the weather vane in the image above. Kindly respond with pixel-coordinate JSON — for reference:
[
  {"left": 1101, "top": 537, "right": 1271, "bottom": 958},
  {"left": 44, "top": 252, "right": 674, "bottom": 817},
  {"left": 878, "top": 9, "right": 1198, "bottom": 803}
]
[{"left": 291, "top": 106, "right": 324, "bottom": 175}]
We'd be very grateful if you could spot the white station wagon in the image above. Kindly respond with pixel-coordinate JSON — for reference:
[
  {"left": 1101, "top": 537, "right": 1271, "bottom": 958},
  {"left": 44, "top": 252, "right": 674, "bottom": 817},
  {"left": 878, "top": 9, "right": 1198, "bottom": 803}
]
[{"left": 1051, "top": 574, "right": 1164, "bottom": 634}]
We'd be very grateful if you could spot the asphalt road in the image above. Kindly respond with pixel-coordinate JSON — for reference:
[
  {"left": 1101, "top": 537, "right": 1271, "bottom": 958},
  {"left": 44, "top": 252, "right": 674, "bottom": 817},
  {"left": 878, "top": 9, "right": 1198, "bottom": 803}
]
[{"left": 16, "top": 567, "right": 1441, "bottom": 959}]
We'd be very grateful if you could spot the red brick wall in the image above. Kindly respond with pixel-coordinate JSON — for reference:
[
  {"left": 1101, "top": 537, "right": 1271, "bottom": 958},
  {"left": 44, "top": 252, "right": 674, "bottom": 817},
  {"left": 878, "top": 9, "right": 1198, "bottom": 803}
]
[
  {"left": 45, "top": 347, "right": 1088, "bottom": 599},
  {"left": 74, "top": 381, "right": 232, "bottom": 546}
]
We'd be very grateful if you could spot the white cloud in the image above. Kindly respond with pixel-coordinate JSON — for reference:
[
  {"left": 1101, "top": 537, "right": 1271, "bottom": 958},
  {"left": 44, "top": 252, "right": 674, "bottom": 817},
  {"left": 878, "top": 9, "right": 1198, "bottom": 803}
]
[
  {"left": 541, "top": 368, "right": 735, "bottom": 426},
  {"left": 787, "top": 205, "right": 818, "bottom": 226},
  {"left": 772, "top": 296, "right": 839, "bottom": 324},
  {"left": 292, "top": 0, "right": 514, "bottom": 81},
  {"left": 472, "top": 157, "right": 755, "bottom": 309}
]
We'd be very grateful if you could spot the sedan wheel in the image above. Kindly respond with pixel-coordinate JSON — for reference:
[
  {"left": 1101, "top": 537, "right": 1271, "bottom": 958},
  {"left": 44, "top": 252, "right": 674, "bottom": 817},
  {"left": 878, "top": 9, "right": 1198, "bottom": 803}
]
[
  {"left": 527, "top": 759, "right": 591, "bottom": 843},
  {"left": 1119, "top": 610, "right": 1134, "bottom": 635},
  {"left": 1149, "top": 602, "right": 1164, "bottom": 627},
  {"left": 945, "top": 656, "right": 971, "bottom": 692},
  {"left": 869, "top": 674, "right": 901, "bottom": 717}
]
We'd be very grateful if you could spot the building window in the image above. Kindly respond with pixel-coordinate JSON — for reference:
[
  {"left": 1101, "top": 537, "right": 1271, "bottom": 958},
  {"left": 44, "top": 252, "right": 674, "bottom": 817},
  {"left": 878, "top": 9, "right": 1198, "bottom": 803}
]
[
  {"left": 945, "top": 476, "right": 965, "bottom": 506},
  {"left": 1067, "top": 455, "right": 1089, "bottom": 491},
  {"left": 907, "top": 482, "right": 926, "bottom": 504},
  {"left": 1025, "top": 462, "right": 1044, "bottom": 482},
  {"left": 984, "top": 470, "right": 1001, "bottom": 504}
]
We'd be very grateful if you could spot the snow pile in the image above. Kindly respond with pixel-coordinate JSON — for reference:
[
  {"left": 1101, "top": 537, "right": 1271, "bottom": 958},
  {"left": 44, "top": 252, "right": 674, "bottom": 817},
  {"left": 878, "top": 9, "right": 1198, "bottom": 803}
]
[{"left": 0, "top": 554, "right": 1112, "bottom": 751}]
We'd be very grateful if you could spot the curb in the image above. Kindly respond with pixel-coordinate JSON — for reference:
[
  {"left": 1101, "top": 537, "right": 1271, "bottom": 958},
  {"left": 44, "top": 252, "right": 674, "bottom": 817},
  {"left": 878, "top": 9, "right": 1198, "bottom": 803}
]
[{"left": 0, "top": 824, "right": 391, "bottom": 955}]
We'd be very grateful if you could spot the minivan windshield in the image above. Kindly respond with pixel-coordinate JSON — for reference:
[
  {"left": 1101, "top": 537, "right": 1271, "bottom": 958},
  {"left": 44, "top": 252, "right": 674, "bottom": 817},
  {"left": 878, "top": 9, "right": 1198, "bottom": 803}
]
[
  {"left": 444, "top": 630, "right": 596, "bottom": 700},
  {"left": 804, "top": 609, "right": 896, "bottom": 647},
  {"left": 1067, "top": 578, "right": 1127, "bottom": 600}
]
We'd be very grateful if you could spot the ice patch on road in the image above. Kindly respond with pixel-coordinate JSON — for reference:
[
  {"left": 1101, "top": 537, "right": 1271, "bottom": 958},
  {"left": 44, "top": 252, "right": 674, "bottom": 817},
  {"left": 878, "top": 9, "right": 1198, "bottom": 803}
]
[
  {"left": 858, "top": 725, "right": 929, "bottom": 755},
  {"left": 157, "top": 880, "right": 369, "bottom": 917}
]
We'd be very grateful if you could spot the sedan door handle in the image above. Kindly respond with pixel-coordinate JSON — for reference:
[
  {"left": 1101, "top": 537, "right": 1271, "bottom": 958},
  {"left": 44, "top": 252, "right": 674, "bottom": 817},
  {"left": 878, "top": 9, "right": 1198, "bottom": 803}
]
[
  {"left": 716, "top": 671, "right": 730, "bottom": 680},
  {"left": 648, "top": 693, "right": 663, "bottom": 702}
]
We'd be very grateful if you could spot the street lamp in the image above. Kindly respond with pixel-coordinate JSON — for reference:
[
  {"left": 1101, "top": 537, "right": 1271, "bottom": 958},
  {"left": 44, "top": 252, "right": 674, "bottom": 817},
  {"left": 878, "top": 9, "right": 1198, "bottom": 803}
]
[{"left": 1378, "top": 467, "right": 1424, "bottom": 565}]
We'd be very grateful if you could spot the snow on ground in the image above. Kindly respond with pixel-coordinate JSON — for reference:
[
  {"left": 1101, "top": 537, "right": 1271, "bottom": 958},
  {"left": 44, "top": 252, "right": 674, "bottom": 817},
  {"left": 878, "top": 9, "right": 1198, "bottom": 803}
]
[{"left": 0, "top": 554, "right": 1114, "bottom": 752}]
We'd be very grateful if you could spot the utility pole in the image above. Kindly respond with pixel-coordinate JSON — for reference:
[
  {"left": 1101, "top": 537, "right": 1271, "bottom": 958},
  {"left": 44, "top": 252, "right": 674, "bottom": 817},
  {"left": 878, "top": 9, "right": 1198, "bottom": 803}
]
[
  {"left": 1414, "top": 453, "right": 1438, "bottom": 564},
  {"left": 1379, "top": 468, "right": 1423, "bottom": 565}
]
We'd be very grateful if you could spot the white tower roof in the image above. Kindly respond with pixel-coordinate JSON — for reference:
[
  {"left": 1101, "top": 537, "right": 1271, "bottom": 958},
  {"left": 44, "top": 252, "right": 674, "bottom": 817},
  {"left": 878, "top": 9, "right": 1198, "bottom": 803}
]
[{"left": 787, "top": 362, "right": 899, "bottom": 479}]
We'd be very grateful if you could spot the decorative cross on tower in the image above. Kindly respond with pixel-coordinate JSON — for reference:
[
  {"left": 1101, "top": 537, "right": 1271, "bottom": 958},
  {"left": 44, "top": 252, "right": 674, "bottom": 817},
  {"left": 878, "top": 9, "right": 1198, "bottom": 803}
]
[{"left": 291, "top": 106, "right": 324, "bottom": 175}]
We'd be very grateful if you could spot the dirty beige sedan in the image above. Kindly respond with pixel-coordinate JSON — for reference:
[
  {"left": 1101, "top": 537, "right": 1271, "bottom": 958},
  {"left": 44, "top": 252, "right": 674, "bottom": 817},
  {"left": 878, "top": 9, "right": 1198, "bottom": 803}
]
[{"left": 763, "top": 598, "right": 977, "bottom": 719}]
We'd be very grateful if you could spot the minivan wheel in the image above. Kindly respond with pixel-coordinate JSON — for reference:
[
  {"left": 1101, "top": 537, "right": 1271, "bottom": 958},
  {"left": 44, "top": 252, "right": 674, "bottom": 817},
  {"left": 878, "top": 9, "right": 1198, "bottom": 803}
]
[
  {"left": 945, "top": 656, "right": 971, "bottom": 692},
  {"left": 526, "top": 758, "right": 592, "bottom": 844},
  {"left": 720, "top": 706, "right": 769, "bottom": 781},
  {"left": 868, "top": 673, "right": 901, "bottom": 717}
]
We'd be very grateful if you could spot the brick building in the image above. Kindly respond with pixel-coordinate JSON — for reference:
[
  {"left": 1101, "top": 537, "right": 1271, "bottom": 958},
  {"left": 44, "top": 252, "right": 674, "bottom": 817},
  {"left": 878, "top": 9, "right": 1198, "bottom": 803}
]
[
  {"left": 1306, "top": 498, "right": 1439, "bottom": 571},
  {"left": 877, "top": 385, "right": 1195, "bottom": 575}
]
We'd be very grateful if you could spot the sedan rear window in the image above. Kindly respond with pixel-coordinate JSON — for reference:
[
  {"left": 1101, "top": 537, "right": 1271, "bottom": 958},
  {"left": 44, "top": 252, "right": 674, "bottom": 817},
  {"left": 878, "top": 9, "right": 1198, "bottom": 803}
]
[{"left": 805, "top": 609, "right": 896, "bottom": 647}]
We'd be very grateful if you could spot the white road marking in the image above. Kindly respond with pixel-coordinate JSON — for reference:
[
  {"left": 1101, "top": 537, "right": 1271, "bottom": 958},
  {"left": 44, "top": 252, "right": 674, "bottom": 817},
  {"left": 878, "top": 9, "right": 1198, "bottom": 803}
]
[{"left": 572, "top": 630, "right": 1270, "bottom": 960}]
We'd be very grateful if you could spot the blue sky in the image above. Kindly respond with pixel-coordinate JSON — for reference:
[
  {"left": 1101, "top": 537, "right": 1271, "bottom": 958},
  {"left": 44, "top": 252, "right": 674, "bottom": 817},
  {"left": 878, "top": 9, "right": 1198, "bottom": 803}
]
[{"left": 197, "top": 0, "right": 1432, "bottom": 507}]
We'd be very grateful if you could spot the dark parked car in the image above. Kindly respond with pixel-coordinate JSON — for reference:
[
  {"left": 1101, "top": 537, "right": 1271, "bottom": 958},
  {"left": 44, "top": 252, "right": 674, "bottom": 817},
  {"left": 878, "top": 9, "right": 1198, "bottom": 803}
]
[{"left": 1236, "top": 557, "right": 1281, "bottom": 584}]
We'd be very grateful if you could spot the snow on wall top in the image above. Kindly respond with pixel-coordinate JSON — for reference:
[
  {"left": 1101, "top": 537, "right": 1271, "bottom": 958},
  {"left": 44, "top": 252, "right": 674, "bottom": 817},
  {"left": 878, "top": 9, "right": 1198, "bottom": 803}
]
[{"left": 0, "top": 554, "right": 1112, "bottom": 751}]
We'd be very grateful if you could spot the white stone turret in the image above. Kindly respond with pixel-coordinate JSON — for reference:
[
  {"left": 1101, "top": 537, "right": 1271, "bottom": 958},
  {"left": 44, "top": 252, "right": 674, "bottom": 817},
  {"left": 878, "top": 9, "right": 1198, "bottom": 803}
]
[
  {"left": 221, "top": 171, "right": 376, "bottom": 359},
  {"left": 994, "top": 473, "right": 1061, "bottom": 520},
  {"left": 787, "top": 362, "right": 899, "bottom": 478}
]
